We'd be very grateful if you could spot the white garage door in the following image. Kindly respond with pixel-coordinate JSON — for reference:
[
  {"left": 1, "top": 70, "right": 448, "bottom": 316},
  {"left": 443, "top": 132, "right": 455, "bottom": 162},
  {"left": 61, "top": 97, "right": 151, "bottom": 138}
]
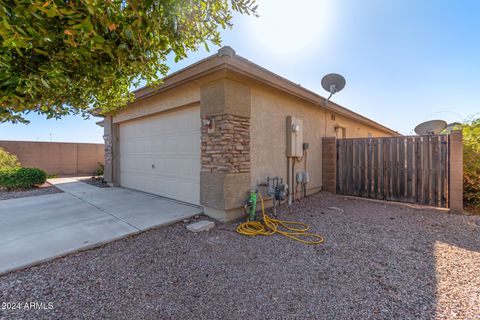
[{"left": 119, "top": 106, "right": 201, "bottom": 204}]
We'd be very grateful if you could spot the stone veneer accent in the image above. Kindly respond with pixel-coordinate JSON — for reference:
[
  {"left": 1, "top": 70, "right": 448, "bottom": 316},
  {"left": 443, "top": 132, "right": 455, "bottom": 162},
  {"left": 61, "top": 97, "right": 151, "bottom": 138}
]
[
  {"left": 201, "top": 114, "right": 250, "bottom": 173},
  {"left": 103, "top": 134, "right": 113, "bottom": 165}
]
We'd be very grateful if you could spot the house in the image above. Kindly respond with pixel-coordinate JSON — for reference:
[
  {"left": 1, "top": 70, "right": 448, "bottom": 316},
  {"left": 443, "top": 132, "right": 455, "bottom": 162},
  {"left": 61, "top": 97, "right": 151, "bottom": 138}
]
[{"left": 102, "top": 46, "right": 398, "bottom": 221}]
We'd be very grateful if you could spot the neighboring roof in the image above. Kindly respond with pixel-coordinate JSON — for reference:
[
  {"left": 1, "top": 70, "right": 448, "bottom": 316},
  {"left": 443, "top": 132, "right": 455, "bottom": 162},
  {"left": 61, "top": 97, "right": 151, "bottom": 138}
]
[{"left": 131, "top": 46, "right": 399, "bottom": 136}]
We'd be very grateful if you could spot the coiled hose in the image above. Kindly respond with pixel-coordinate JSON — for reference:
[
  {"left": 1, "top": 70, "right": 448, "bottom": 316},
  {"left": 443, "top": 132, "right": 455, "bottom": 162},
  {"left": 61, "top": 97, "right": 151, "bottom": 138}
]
[{"left": 236, "top": 193, "right": 325, "bottom": 245}]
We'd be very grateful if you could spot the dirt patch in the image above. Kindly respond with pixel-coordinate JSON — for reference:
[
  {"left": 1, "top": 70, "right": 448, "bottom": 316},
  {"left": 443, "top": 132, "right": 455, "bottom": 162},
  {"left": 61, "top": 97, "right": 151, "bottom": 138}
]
[
  {"left": 78, "top": 177, "right": 110, "bottom": 188},
  {"left": 0, "top": 182, "right": 63, "bottom": 201},
  {"left": 0, "top": 192, "right": 479, "bottom": 319}
]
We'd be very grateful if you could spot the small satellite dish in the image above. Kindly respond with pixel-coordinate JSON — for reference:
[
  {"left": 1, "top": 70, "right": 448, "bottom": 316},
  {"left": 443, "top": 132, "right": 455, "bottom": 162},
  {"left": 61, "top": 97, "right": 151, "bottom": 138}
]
[
  {"left": 414, "top": 120, "right": 447, "bottom": 135},
  {"left": 321, "top": 73, "right": 346, "bottom": 104}
]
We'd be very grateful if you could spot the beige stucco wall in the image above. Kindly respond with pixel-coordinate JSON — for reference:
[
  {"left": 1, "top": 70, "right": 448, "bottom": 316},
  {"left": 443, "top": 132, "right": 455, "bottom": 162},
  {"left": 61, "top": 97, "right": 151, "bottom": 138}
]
[
  {"left": 250, "top": 84, "right": 396, "bottom": 194},
  {"left": 112, "top": 82, "right": 201, "bottom": 124},
  {"left": 110, "top": 71, "right": 229, "bottom": 124},
  {"left": 0, "top": 141, "right": 104, "bottom": 176},
  {"left": 250, "top": 86, "right": 324, "bottom": 193},
  {"left": 325, "top": 112, "right": 392, "bottom": 138}
]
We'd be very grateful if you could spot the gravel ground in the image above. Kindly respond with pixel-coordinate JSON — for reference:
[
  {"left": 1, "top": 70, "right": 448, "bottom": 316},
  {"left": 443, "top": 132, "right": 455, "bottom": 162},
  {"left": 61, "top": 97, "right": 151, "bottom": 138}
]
[
  {"left": 0, "top": 183, "right": 62, "bottom": 201},
  {"left": 0, "top": 192, "right": 479, "bottom": 320},
  {"left": 78, "top": 177, "right": 110, "bottom": 188}
]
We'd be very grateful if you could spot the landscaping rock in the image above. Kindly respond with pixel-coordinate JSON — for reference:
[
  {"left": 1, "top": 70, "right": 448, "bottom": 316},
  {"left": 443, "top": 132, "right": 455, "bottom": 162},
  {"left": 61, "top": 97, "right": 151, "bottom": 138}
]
[
  {"left": 0, "top": 183, "right": 62, "bottom": 201},
  {"left": 186, "top": 220, "right": 215, "bottom": 233},
  {"left": 327, "top": 206, "right": 344, "bottom": 213}
]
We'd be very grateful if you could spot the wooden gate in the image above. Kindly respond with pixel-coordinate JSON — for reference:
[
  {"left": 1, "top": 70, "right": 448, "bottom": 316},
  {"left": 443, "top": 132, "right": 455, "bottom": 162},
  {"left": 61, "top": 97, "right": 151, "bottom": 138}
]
[{"left": 336, "top": 135, "right": 450, "bottom": 207}]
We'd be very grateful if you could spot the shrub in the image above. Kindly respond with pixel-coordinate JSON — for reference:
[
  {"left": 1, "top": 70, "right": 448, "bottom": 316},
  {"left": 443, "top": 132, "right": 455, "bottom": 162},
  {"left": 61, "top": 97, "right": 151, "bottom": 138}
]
[
  {"left": 464, "top": 171, "right": 480, "bottom": 208},
  {"left": 0, "top": 167, "right": 47, "bottom": 190},
  {"left": 455, "top": 116, "right": 480, "bottom": 212},
  {"left": 0, "top": 148, "right": 20, "bottom": 170},
  {"left": 96, "top": 162, "right": 104, "bottom": 177}
]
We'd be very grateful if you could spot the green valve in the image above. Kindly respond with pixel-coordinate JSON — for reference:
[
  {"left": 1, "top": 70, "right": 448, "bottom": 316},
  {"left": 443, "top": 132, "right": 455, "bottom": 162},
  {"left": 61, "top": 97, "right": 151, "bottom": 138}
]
[{"left": 248, "top": 190, "right": 257, "bottom": 221}]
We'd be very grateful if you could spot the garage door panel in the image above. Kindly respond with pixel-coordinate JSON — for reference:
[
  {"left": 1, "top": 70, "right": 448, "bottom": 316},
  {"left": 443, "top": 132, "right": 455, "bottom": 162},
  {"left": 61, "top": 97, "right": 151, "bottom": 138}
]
[
  {"left": 178, "top": 158, "right": 193, "bottom": 176},
  {"left": 120, "top": 107, "right": 200, "bottom": 204}
]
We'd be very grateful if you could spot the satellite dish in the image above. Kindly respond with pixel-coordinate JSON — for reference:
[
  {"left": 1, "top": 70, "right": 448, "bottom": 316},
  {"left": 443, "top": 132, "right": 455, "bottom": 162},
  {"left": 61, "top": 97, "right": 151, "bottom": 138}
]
[
  {"left": 321, "top": 73, "right": 346, "bottom": 104},
  {"left": 414, "top": 120, "right": 447, "bottom": 135}
]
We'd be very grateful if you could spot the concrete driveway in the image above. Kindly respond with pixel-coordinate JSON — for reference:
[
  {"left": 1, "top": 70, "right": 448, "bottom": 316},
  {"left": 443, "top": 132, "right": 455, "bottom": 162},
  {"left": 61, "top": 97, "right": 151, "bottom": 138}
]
[{"left": 0, "top": 178, "right": 202, "bottom": 275}]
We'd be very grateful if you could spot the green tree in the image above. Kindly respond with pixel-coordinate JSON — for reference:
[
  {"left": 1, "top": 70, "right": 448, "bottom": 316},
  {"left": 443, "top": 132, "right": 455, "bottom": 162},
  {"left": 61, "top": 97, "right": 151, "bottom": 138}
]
[
  {"left": 455, "top": 116, "right": 480, "bottom": 211},
  {"left": 0, "top": 0, "right": 257, "bottom": 123}
]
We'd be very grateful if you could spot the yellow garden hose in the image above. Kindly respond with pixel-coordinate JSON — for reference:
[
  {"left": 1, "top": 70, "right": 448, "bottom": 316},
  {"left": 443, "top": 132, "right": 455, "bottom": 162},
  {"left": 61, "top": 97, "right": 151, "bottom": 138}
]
[{"left": 236, "top": 193, "right": 325, "bottom": 245}]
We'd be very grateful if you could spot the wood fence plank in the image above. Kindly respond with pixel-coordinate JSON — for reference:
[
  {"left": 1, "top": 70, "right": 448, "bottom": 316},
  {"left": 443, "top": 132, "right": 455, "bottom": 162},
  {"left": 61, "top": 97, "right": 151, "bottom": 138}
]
[
  {"left": 373, "top": 139, "right": 379, "bottom": 199},
  {"left": 443, "top": 134, "right": 449, "bottom": 207},
  {"left": 370, "top": 140, "right": 374, "bottom": 198},
  {"left": 336, "top": 140, "right": 341, "bottom": 193},
  {"left": 432, "top": 136, "right": 440, "bottom": 206},
  {"left": 360, "top": 140, "right": 366, "bottom": 197},
  {"left": 342, "top": 139, "right": 347, "bottom": 194},
  {"left": 385, "top": 138, "right": 391, "bottom": 200},
  {"left": 338, "top": 139, "right": 342, "bottom": 194},
  {"left": 389, "top": 137, "right": 394, "bottom": 201},
  {"left": 406, "top": 137, "right": 413, "bottom": 203},
  {"left": 370, "top": 140, "right": 373, "bottom": 198},
  {"left": 334, "top": 134, "right": 448, "bottom": 208},
  {"left": 344, "top": 140, "right": 348, "bottom": 195},
  {"left": 356, "top": 140, "right": 361, "bottom": 196},
  {"left": 367, "top": 139, "right": 373, "bottom": 198},
  {"left": 379, "top": 138, "right": 385, "bottom": 200},
  {"left": 341, "top": 139, "right": 345, "bottom": 194},
  {"left": 397, "top": 138, "right": 400, "bottom": 200},
  {"left": 428, "top": 136, "right": 434, "bottom": 206},
  {"left": 438, "top": 136, "right": 443, "bottom": 206},
  {"left": 417, "top": 136, "right": 423, "bottom": 204},
  {"left": 358, "top": 139, "right": 361, "bottom": 196},
  {"left": 351, "top": 140, "right": 356, "bottom": 196},
  {"left": 415, "top": 136, "right": 421, "bottom": 204},
  {"left": 391, "top": 138, "right": 398, "bottom": 201},
  {"left": 361, "top": 139, "right": 366, "bottom": 197},
  {"left": 336, "top": 140, "right": 339, "bottom": 193},
  {"left": 440, "top": 135, "right": 447, "bottom": 207},
  {"left": 422, "top": 136, "right": 430, "bottom": 205},
  {"left": 398, "top": 137, "right": 406, "bottom": 201},
  {"left": 378, "top": 138, "right": 387, "bottom": 200},
  {"left": 347, "top": 139, "right": 353, "bottom": 195}
]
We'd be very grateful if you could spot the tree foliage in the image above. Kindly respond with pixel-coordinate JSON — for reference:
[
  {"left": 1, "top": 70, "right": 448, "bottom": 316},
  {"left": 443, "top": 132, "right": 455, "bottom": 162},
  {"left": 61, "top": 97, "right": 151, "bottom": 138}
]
[
  {"left": 0, "top": 147, "right": 20, "bottom": 169},
  {"left": 0, "top": 0, "right": 257, "bottom": 123},
  {"left": 455, "top": 116, "right": 480, "bottom": 210}
]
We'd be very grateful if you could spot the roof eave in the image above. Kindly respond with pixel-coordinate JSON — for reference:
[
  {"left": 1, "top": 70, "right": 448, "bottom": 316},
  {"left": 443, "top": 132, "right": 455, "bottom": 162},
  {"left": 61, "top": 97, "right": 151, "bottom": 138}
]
[{"left": 127, "top": 48, "right": 399, "bottom": 136}]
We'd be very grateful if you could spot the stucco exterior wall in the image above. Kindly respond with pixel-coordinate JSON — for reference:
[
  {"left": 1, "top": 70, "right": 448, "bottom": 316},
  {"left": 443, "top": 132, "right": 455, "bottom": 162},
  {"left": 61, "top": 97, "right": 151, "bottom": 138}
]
[
  {"left": 250, "top": 86, "right": 324, "bottom": 193},
  {"left": 0, "top": 141, "right": 104, "bottom": 176},
  {"left": 112, "top": 82, "right": 201, "bottom": 124},
  {"left": 250, "top": 85, "right": 396, "bottom": 194},
  {"left": 325, "top": 112, "right": 392, "bottom": 138}
]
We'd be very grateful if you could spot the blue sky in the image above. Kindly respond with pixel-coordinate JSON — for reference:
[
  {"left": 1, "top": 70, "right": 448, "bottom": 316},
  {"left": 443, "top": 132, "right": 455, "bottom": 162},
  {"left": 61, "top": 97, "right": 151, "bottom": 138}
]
[{"left": 1, "top": 0, "right": 479, "bottom": 143}]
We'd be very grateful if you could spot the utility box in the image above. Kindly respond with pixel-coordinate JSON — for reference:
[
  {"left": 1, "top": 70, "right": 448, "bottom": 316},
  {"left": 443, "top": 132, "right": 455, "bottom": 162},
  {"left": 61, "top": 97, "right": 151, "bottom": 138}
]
[{"left": 286, "top": 116, "right": 303, "bottom": 157}]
